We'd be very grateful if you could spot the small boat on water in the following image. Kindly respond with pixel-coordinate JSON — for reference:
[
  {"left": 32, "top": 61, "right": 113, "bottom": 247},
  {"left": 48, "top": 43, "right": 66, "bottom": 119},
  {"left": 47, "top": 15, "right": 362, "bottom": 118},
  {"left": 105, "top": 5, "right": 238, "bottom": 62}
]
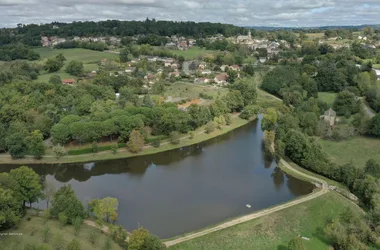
[{"left": 246, "top": 204, "right": 251, "bottom": 208}]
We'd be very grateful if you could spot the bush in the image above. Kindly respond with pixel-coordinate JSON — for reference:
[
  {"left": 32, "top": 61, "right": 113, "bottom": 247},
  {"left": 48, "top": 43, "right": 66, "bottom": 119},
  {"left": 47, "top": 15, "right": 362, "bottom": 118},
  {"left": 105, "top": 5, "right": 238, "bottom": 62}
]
[
  {"left": 52, "top": 144, "right": 67, "bottom": 159},
  {"left": 111, "top": 144, "right": 118, "bottom": 154},
  {"left": 205, "top": 121, "right": 217, "bottom": 134},
  {"left": 151, "top": 137, "right": 161, "bottom": 148},
  {"left": 239, "top": 105, "right": 260, "bottom": 120},
  {"left": 169, "top": 131, "right": 181, "bottom": 145},
  {"left": 92, "top": 142, "right": 99, "bottom": 153},
  {"left": 128, "top": 130, "right": 145, "bottom": 153},
  {"left": 67, "top": 239, "right": 81, "bottom": 250},
  {"left": 58, "top": 212, "right": 68, "bottom": 228},
  {"left": 224, "top": 114, "right": 232, "bottom": 125},
  {"left": 189, "top": 131, "right": 195, "bottom": 139}
]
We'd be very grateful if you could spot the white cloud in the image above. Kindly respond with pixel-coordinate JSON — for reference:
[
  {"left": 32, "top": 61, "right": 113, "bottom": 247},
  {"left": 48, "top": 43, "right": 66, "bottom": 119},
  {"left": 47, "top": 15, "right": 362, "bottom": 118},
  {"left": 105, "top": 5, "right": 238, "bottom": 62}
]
[{"left": 0, "top": 0, "right": 379, "bottom": 27}]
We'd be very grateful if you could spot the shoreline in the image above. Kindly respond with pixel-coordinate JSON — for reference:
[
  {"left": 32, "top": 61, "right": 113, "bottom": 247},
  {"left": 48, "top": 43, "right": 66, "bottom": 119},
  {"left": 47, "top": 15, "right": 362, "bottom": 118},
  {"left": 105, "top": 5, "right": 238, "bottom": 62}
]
[{"left": 0, "top": 116, "right": 252, "bottom": 165}]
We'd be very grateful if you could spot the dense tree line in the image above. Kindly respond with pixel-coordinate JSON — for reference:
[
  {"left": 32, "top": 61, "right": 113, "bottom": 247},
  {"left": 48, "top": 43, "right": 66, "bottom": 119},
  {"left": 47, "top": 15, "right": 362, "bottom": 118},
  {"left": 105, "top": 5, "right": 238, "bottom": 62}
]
[
  {"left": 0, "top": 19, "right": 249, "bottom": 47},
  {"left": 54, "top": 40, "right": 108, "bottom": 51},
  {"left": 0, "top": 43, "right": 39, "bottom": 61}
]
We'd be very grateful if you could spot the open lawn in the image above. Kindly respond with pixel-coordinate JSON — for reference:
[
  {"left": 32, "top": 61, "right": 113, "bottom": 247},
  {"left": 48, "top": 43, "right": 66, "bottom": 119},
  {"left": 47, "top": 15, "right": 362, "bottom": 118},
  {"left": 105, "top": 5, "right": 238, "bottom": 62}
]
[
  {"left": 164, "top": 82, "right": 228, "bottom": 100},
  {"left": 257, "top": 89, "right": 283, "bottom": 109},
  {"left": 169, "top": 47, "right": 215, "bottom": 60},
  {"left": 169, "top": 192, "right": 361, "bottom": 250},
  {"left": 1, "top": 214, "right": 123, "bottom": 250},
  {"left": 319, "top": 136, "right": 380, "bottom": 167},
  {"left": 33, "top": 48, "right": 118, "bottom": 82},
  {"left": 318, "top": 92, "right": 337, "bottom": 107}
]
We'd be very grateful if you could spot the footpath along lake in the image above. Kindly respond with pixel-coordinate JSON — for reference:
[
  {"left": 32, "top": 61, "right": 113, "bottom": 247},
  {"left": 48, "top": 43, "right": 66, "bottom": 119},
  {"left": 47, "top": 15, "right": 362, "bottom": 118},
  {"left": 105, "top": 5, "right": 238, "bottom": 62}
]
[{"left": 0, "top": 118, "right": 313, "bottom": 238}]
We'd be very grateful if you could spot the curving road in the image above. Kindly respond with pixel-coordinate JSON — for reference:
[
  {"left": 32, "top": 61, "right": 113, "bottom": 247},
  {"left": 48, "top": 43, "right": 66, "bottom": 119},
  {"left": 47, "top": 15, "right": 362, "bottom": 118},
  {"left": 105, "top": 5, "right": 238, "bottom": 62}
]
[{"left": 163, "top": 157, "right": 328, "bottom": 247}]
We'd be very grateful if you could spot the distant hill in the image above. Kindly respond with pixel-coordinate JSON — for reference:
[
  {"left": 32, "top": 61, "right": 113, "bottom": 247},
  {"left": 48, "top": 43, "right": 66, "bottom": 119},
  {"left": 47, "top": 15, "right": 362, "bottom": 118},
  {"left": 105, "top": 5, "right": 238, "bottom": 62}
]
[{"left": 245, "top": 24, "right": 380, "bottom": 31}]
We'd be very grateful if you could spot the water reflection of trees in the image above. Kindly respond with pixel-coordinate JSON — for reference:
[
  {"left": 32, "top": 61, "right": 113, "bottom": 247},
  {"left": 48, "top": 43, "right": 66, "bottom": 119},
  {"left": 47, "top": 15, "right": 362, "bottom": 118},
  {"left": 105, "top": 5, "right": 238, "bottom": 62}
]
[{"left": 271, "top": 167, "right": 285, "bottom": 190}]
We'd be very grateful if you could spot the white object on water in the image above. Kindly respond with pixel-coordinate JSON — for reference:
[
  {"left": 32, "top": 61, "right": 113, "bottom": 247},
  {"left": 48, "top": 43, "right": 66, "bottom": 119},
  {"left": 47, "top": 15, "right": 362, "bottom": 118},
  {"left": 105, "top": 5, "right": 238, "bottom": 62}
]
[
  {"left": 301, "top": 236, "right": 310, "bottom": 241},
  {"left": 246, "top": 204, "right": 251, "bottom": 208}
]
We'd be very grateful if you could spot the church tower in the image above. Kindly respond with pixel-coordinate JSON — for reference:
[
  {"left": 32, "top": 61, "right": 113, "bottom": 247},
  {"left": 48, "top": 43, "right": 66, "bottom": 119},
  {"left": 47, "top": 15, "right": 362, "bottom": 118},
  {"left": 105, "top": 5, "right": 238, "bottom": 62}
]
[{"left": 248, "top": 30, "right": 251, "bottom": 39}]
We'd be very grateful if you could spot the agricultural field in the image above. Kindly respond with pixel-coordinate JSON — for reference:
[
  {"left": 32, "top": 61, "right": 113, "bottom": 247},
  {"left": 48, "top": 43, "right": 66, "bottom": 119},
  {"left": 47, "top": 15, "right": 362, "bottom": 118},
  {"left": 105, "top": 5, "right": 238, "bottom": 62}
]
[
  {"left": 169, "top": 46, "right": 216, "bottom": 60},
  {"left": 1, "top": 214, "right": 123, "bottom": 250},
  {"left": 318, "top": 92, "right": 337, "bottom": 107},
  {"left": 169, "top": 192, "right": 362, "bottom": 250},
  {"left": 319, "top": 136, "right": 380, "bottom": 167}
]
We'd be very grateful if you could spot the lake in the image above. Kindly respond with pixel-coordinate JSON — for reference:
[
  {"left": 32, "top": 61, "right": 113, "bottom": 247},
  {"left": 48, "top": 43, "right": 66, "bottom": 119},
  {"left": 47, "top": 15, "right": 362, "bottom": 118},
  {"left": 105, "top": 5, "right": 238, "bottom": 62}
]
[{"left": 0, "top": 118, "right": 313, "bottom": 238}]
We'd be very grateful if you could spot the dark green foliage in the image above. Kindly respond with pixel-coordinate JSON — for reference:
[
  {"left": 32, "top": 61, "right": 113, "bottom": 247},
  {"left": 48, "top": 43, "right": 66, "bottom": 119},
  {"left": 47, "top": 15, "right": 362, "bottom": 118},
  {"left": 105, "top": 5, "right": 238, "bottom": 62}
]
[
  {"left": 119, "top": 48, "right": 129, "bottom": 63},
  {"left": 0, "top": 173, "right": 23, "bottom": 229},
  {"left": 239, "top": 105, "right": 259, "bottom": 120},
  {"left": 287, "top": 237, "right": 305, "bottom": 250},
  {"left": 66, "top": 60, "right": 84, "bottom": 76},
  {"left": 365, "top": 159, "right": 380, "bottom": 178},
  {"left": 222, "top": 90, "right": 244, "bottom": 112},
  {"left": 332, "top": 90, "right": 360, "bottom": 116},
  {"left": 369, "top": 114, "right": 380, "bottom": 136},
  {"left": 261, "top": 66, "right": 300, "bottom": 96},
  {"left": 315, "top": 61, "right": 346, "bottom": 92},
  {"left": 188, "top": 104, "right": 212, "bottom": 129},
  {"left": 230, "top": 78, "right": 257, "bottom": 106},
  {"left": 51, "top": 185, "right": 85, "bottom": 224},
  {"left": 169, "top": 131, "right": 181, "bottom": 145}
]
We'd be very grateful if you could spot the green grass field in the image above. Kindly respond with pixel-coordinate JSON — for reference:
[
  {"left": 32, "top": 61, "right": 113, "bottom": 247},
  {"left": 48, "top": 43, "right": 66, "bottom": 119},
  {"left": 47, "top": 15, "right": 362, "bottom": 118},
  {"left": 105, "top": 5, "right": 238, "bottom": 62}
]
[
  {"left": 318, "top": 92, "right": 337, "bottom": 107},
  {"left": 319, "top": 136, "right": 380, "bottom": 167},
  {"left": 164, "top": 82, "right": 228, "bottom": 99},
  {"left": 34, "top": 48, "right": 117, "bottom": 63},
  {"left": 33, "top": 48, "right": 118, "bottom": 82},
  {"left": 169, "top": 192, "right": 361, "bottom": 250},
  {"left": 306, "top": 33, "right": 325, "bottom": 39},
  {"left": 169, "top": 47, "right": 215, "bottom": 60},
  {"left": 1, "top": 214, "right": 123, "bottom": 250}
]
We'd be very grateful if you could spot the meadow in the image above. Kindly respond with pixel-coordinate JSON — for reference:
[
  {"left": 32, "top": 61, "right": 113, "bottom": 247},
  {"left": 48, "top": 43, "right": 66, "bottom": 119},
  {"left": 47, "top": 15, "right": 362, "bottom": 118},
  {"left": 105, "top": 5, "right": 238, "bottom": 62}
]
[
  {"left": 319, "top": 136, "right": 380, "bottom": 167},
  {"left": 169, "top": 46, "right": 215, "bottom": 60},
  {"left": 169, "top": 192, "right": 361, "bottom": 250}
]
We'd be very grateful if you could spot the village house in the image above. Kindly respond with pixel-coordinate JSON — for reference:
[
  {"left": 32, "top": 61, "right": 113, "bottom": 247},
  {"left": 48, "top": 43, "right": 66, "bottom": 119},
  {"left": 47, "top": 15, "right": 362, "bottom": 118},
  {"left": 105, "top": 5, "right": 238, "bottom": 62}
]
[
  {"left": 164, "top": 62, "right": 172, "bottom": 67},
  {"left": 230, "top": 65, "right": 240, "bottom": 71},
  {"left": 170, "top": 71, "right": 181, "bottom": 78},
  {"left": 214, "top": 73, "right": 229, "bottom": 85},
  {"left": 165, "top": 42, "right": 177, "bottom": 49},
  {"left": 171, "top": 63, "right": 180, "bottom": 70},
  {"left": 62, "top": 79, "right": 75, "bottom": 85},
  {"left": 321, "top": 108, "right": 337, "bottom": 126},
  {"left": 89, "top": 71, "right": 97, "bottom": 77},
  {"left": 147, "top": 56, "right": 158, "bottom": 62},
  {"left": 125, "top": 67, "right": 136, "bottom": 73},
  {"left": 236, "top": 31, "right": 253, "bottom": 44},
  {"left": 178, "top": 41, "right": 188, "bottom": 50},
  {"left": 198, "top": 62, "right": 207, "bottom": 70},
  {"left": 220, "top": 65, "right": 229, "bottom": 72},
  {"left": 201, "top": 69, "right": 212, "bottom": 75},
  {"left": 99, "top": 58, "right": 108, "bottom": 66}
]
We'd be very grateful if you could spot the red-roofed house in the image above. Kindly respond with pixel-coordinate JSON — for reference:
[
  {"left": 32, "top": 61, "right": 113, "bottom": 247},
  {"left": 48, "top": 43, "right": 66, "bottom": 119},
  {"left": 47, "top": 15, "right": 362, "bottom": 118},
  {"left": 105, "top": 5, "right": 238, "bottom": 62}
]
[
  {"left": 214, "top": 73, "right": 228, "bottom": 85},
  {"left": 230, "top": 65, "right": 240, "bottom": 71},
  {"left": 62, "top": 79, "right": 75, "bottom": 85}
]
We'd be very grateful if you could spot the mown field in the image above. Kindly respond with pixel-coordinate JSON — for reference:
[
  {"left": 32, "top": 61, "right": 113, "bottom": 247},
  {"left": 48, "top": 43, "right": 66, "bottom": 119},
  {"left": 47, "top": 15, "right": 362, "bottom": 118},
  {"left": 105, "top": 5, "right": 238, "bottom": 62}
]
[
  {"left": 169, "top": 192, "right": 361, "bottom": 250},
  {"left": 1, "top": 214, "right": 123, "bottom": 250},
  {"left": 169, "top": 46, "right": 215, "bottom": 60},
  {"left": 33, "top": 48, "right": 118, "bottom": 82},
  {"left": 319, "top": 136, "right": 380, "bottom": 167},
  {"left": 318, "top": 92, "right": 337, "bottom": 107}
]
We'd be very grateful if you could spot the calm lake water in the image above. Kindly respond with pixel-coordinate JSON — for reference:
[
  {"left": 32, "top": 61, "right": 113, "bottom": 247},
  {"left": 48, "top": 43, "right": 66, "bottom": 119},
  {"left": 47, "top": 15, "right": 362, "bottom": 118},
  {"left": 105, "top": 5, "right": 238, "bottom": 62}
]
[{"left": 0, "top": 118, "right": 313, "bottom": 238}]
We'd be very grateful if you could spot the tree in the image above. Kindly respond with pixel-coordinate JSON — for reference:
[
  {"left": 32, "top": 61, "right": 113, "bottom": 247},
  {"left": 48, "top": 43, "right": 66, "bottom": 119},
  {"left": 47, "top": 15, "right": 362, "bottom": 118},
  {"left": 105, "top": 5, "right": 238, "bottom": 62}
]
[
  {"left": 242, "top": 64, "right": 255, "bottom": 76},
  {"left": 49, "top": 74, "right": 62, "bottom": 84},
  {"left": 9, "top": 166, "right": 42, "bottom": 207},
  {"left": 67, "top": 239, "right": 81, "bottom": 250},
  {"left": 188, "top": 104, "right": 212, "bottom": 129},
  {"left": 25, "top": 130, "right": 45, "bottom": 159},
  {"left": 205, "top": 121, "right": 217, "bottom": 133},
  {"left": 332, "top": 90, "right": 360, "bottom": 116},
  {"left": 66, "top": 60, "right": 84, "bottom": 76},
  {"left": 56, "top": 53, "right": 66, "bottom": 64},
  {"left": 128, "top": 228, "right": 165, "bottom": 250},
  {"left": 119, "top": 48, "right": 129, "bottom": 63},
  {"left": 51, "top": 185, "right": 85, "bottom": 224},
  {"left": 6, "top": 132, "right": 27, "bottom": 159},
  {"left": 365, "top": 159, "right": 380, "bottom": 178},
  {"left": 369, "top": 114, "right": 380, "bottom": 136},
  {"left": 262, "top": 108, "right": 278, "bottom": 131},
  {"left": 0, "top": 185, "right": 22, "bottom": 229},
  {"left": 44, "top": 58, "right": 63, "bottom": 73},
  {"left": 230, "top": 78, "right": 257, "bottom": 106},
  {"left": 90, "top": 197, "right": 118, "bottom": 223},
  {"left": 52, "top": 144, "right": 67, "bottom": 159},
  {"left": 240, "top": 105, "right": 260, "bottom": 120},
  {"left": 288, "top": 237, "right": 305, "bottom": 250},
  {"left": 169, "top": 131, "right": 181, "bottom": 144},
  {"left": 51, "top": 124, "right": 71, "bottom": 145},
  {"left": 128, "top": 129, "right": 145, "bottom": 153},
  {"left": 222, "top": 90, "right": 244, "bottom": 112}
]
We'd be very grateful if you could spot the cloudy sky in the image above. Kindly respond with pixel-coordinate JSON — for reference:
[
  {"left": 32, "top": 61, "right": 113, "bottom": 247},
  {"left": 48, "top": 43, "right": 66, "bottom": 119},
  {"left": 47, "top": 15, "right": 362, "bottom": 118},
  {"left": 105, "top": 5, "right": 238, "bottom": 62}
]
[{"left": 0, "top": 0, "right": 379, "bottom": 28}]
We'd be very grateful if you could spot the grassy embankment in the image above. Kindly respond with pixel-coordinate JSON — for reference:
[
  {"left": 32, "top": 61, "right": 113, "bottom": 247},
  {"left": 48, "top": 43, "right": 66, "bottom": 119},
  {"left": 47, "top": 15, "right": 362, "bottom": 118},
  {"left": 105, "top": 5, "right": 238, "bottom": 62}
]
[
  {"left": 33, "top": 47, "right": 118, "bottom": 82},
  {"left": 1, "top": 213, "right": 123, "bottom": 250},
  {"left": 168, "top": 192, "right": 361, "bottom": 250}
]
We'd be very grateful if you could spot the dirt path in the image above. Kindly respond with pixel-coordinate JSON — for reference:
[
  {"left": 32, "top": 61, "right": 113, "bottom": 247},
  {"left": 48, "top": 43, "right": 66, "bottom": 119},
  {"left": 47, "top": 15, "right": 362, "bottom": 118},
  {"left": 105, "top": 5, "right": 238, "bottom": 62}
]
[{"left": 163, "top": 158, "right": 328, "bottom": 247}]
